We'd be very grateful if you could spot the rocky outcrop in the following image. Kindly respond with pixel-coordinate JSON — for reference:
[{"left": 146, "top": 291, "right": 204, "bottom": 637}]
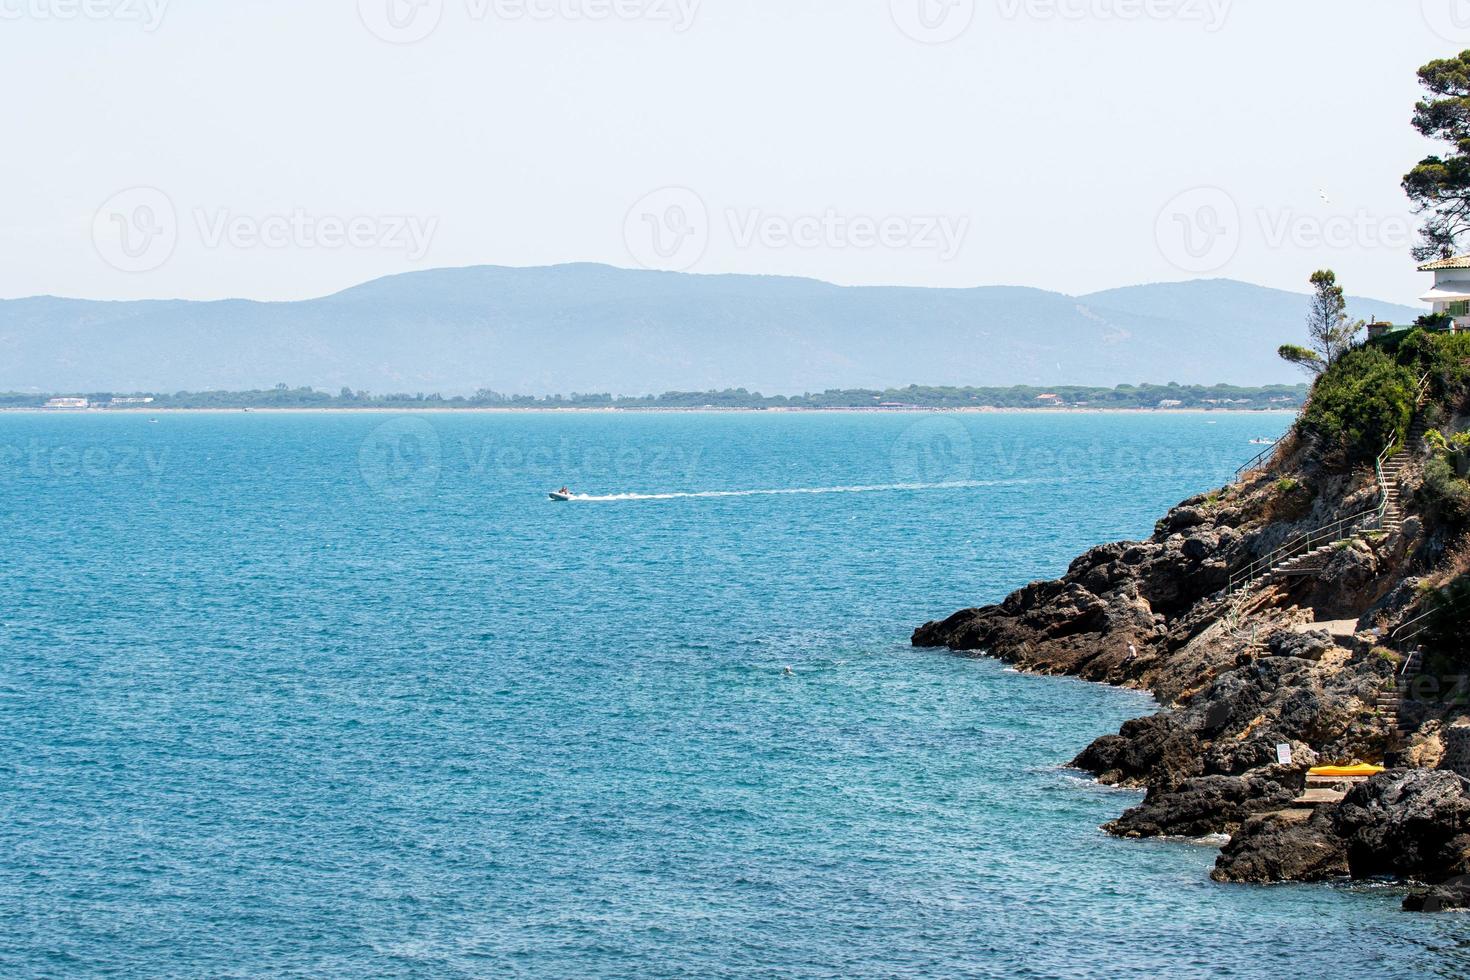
[
  {"left": 1332, "top": 769, "right": 1470, "bottom": 881},
  {"left": 1212, "top": 809, "right": 1349, "bottom": 884},
  {"left": 1403, "top": 877, "right": 1470, "bottom": 912},
  {"left": 1069, "top": 714, "right": 1201, "bottom": 789},
  {"left": 1213, "top": 770, "right": 1470, "bottom": 889},
  {"left": 913, "top": 433, "right": 1469, "bottom": 905},
  {"left": 1105, "top": 774, "right": 1297, "bottom": 839}
]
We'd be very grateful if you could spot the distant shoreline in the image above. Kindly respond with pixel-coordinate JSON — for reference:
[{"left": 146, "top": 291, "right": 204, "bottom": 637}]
[{"left": 0, "top": 406, "right": 1299, "bottom": 416}]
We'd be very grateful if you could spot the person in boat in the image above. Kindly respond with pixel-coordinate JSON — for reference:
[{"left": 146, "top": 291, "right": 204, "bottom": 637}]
[{"left": 559, "top": 487, "right": 570, "bottom": 496}]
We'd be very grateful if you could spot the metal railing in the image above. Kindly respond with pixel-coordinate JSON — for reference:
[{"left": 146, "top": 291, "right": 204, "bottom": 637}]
[
  {"left": 1392, "top": 587, "right": 1470, "bottom": 648},
  {"left": 1399, "top": 646, "right": 1424, "bottom": 680},
  {"left": 1224, "top": 439, "right": 1396, "bottom": 596},
  {"left": 1234, "top": 439, "right": 1280, "bottom": 483},
  {"left": 1393, "top": 608, "right": 1436, "bottom": 647},
  {"left": 1221, "top": 373, "right": 1431, "bottom": 599}
]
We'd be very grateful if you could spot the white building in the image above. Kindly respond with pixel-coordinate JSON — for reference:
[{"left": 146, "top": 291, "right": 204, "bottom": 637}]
[
  {"left": 1416, "top": 255, "right": 1470, "bottom": 332},
  {"left": 43, "top": 397, "right": 89, "bottom": 409}
]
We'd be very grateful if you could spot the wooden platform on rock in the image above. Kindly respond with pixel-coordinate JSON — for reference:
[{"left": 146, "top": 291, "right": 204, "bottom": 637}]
[{"left": 1292, "top": 788, "right": 1347, "bottom": 806}]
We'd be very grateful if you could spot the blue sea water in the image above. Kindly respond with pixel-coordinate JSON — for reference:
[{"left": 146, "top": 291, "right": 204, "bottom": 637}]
[{"left": 2, "top": 410, "right": 1468, "bottom": 978}]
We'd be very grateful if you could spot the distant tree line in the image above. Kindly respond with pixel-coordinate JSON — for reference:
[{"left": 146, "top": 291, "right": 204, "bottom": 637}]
[{"left": 1, "top": 381, "right": 1308, "bottom": 411}]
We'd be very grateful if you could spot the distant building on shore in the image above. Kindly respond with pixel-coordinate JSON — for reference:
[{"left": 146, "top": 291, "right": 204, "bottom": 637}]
[
  {"left": 109, "top": 396, "right": 155, "bottom": 406},
  {"left": 1364, "top": 257, "right": 1470, "bottom": 344},
  {"left": 43, "top": 397, "right": 89, "bottom": 409},
  {"left": 1416, "top": 255, "right": 1470, "bottom": 333}
]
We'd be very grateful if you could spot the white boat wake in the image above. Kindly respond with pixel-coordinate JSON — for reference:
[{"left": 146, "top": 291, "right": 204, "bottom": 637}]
[{"left": 562, "top": 479, "right": 1036, "bottom": 501}]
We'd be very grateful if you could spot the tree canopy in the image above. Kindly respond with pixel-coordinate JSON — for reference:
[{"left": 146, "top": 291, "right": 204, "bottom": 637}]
[
  {"left": 1279, "top": 270, "right": 1361, "bottom": 377},
  {"left": 1404, "top": 51, "right": 1470, "bottom": 260}
]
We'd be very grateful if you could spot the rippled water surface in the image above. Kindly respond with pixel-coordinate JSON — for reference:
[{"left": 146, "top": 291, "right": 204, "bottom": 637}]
[{"left": 3, "top": 410, "right": 1467, "bottom": 977}]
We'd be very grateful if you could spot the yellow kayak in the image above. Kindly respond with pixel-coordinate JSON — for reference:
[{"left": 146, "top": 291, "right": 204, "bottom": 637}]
[{"left": 1308, "top": 764, "right": 1384, "bottom": 779}]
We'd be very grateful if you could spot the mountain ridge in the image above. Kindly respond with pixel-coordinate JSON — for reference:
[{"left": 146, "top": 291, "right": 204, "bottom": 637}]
[{"left": 0, "top": 264, "right": 1424, "bottom": 395}]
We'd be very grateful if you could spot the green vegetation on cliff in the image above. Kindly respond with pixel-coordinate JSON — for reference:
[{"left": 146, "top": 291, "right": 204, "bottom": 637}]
[
  {"left": 1298, "top": 347, "right": 1416, "bottom": 464},
  {"left": 1297, "top": 329, "right": 1470, "bottom": 467}
]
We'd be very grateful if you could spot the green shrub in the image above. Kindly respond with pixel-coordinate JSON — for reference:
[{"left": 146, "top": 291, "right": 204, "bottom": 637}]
[
  {"left": 1428, "top": 429, "right": 1470, "bottom": 476},
  {"left": 1422, "top": 456, "right": 1470, "bottom": 527},
  {"left": 1422, "top": 576, "right": 1470, "bottom": 665},
  {"left": 1373, "top": 646, "right": 1403, "bottom": 666},
  {"left": 1397, "top": 329, "right": 1470, "bottom": 408},
  {"left": 1299, "top": 347, "right": 1417, "bottom": 465}
]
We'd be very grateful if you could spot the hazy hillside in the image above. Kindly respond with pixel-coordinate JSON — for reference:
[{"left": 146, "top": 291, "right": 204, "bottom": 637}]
[{"left": 0, "top": 265, "right": 1423, "bottom": 395}]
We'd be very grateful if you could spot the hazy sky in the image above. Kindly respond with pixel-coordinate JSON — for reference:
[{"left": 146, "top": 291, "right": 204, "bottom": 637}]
[{"left": 0, "top": 1, "right": 1462, "bottom": 304}]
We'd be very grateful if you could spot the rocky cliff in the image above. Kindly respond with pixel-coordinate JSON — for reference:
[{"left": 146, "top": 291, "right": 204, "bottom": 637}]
[{"left": 914, "top": 425, "right": 1470, "bottom": 909}]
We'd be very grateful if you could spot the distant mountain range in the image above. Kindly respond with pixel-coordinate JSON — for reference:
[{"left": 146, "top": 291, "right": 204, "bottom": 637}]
[{"left": 0, "top": 265, "right": 1424, "bottom": 395}]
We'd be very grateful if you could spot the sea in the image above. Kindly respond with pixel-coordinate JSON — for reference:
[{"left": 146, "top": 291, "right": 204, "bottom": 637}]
[{"left": 3, "top": 410, "right": 1467, "bottom": 978}]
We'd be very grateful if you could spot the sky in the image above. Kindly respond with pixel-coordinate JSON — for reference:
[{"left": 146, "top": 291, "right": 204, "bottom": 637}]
[{"left": 0, "top": 0, "right": 1463, "bottom": 305}]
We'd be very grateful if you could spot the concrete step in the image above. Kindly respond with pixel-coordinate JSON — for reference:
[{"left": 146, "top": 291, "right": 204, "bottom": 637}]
[{"left": 1294, "top": 788, "right": 1348, "bottom": 806}]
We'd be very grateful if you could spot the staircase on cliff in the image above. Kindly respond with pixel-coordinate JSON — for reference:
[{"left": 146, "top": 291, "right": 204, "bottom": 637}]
[
  {"left": 1377, "top": 647, "right": 1425, "bottom": 740},
  {"left": 1225, "top": 373, "right": 1432, "bottom": 599}
]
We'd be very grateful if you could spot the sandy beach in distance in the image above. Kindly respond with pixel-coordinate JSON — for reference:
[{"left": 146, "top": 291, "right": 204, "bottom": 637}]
[{"left": 0, "top": 406, "right": 1301, "bottom": 415}]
